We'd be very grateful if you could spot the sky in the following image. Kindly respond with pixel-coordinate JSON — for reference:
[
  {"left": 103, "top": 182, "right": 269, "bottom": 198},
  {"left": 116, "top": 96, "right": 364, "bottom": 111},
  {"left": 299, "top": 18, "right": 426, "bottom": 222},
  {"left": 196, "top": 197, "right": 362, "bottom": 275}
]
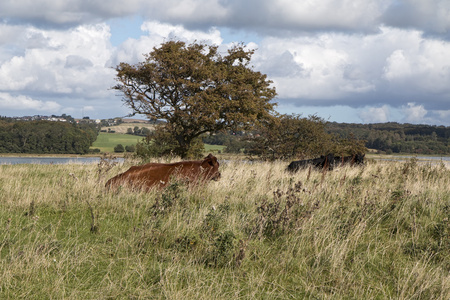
[{"left": 1, "top": 0, "right": 450, "bottom": 126}]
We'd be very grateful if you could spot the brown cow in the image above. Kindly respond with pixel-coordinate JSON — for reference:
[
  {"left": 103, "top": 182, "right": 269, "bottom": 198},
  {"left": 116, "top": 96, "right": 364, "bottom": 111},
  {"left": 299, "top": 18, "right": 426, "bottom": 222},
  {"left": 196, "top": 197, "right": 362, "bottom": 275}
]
[{"left": 105, "top": 154, "right": 220, "bottom": 191}]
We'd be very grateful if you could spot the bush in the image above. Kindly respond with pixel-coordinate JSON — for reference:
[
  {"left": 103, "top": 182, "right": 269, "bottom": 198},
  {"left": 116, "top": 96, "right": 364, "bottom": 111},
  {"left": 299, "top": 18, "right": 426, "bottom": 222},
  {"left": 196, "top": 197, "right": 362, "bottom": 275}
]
[
  {"left": 125, "top": 145, "right": 135, "bottom": 153},
  {"left": 89, "top": 148, "right": 101, "bottom": 153},
  {"left": 114, "top": 144, "right": 125, "bottom": 153},
  {"left": 246, "top": 114, "right": 335, "bottom": 160}
]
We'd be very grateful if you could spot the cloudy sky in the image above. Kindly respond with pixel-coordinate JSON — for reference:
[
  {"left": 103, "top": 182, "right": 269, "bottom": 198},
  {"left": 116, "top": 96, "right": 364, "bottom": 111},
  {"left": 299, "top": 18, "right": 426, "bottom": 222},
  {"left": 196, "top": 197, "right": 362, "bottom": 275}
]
[{"left": 1, "top": 0, "right": 449, "bottom": 125}]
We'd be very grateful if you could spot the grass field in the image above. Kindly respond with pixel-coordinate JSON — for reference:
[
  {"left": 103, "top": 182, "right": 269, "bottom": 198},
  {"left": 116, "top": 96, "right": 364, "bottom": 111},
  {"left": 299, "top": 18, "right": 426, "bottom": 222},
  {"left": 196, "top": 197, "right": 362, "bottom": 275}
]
[
  {"left": 0, "top": 157, "right": 449, "bottom": 298},
  {"left": 92, "top": 132, "right": 226, "bottom": 154},
  {"left": 91, "top": 132, "right": 142, "bottom": 152}
]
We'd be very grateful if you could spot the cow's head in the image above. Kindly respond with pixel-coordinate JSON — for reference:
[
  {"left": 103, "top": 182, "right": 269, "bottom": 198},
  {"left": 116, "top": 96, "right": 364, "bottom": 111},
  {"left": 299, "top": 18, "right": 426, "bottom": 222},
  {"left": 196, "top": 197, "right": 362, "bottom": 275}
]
[{"left": 201, "top": 153, "right": 221, "bottom": 181}]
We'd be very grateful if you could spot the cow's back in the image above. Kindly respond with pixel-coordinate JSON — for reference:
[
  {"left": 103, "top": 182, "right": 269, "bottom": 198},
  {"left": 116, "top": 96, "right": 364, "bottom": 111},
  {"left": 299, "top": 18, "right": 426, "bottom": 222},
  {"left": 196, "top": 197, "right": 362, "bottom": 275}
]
[
  {"left": 132, "top": 161, "right": 204, "bottom": 188},
  {"left": 106, "top": 154, "right": 220, "bottom": 191}
]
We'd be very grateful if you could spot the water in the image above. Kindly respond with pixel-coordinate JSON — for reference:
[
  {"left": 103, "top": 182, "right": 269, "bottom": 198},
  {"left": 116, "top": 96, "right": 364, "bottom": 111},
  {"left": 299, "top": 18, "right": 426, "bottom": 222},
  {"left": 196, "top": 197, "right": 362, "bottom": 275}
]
[
  {"left": 372, "top": 155, "right": 450, "bottom": 167},
  {"left": 0, "top": 156, "right": 119, "bottom": 165},
  {"left": 374, "top": 155, "right": 450, "bottom": 162}
]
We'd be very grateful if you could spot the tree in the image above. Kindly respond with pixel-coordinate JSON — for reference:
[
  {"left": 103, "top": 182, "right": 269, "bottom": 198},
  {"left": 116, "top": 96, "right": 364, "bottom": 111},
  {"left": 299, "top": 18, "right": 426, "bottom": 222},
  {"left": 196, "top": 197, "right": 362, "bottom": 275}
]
[
  {"left": 114, "top": 41, "right": 277, "bottom": 158},
  {"left": 114, "top": 144, "right": 125, "bottom": 153},
  {"left": 332, "top": 133, "right": 367, "bottom": 157},
  {"left": 125, "top": 144, "right": 135, "bottom": 152},
  {"left": 141, "top": 127, "right": 151, "bottom": 136},
  {"left": 135, "top": 124, "right": 204, "bottom": 159},
  {"left": 246, "top": 114, "right": 334, "bottom": 160}
]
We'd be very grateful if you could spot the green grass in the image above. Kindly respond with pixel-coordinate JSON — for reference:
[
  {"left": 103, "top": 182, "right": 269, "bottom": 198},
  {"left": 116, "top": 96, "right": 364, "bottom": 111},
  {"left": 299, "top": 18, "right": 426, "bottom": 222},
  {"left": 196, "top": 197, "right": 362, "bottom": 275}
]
[
  {"left": 92, "top": 132, "right": 226, "bottom": 154},
  {"left": 91, "top": 132, "right": 143, "bottom": 152},
  {"left": 1, "top": 158, "right": 449, "bottom": 298},
  {"left": 203, "top": 143, "right": 226, "bottom": 153}
]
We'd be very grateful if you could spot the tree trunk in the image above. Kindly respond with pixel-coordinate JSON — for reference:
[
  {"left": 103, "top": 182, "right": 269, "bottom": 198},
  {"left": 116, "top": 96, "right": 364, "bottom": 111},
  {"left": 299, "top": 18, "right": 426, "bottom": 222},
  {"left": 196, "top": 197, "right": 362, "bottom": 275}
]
[{"left": 175, "top": 135, "right": 191, "bottom": 159}]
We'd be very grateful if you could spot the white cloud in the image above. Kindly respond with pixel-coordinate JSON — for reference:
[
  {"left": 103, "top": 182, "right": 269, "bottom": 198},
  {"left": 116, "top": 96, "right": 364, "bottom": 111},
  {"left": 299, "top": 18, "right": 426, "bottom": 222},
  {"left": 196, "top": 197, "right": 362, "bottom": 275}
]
[
  {"left": 0, "top": 93, "right": 61, "bottom": 112},
  {"left": 254, "top": 35, "right": 354, "bottom": 101},
  {"left": 435, "top": 110, "right": 450, "bottom": 120},
  {"left": 141, "top": 21, "right": 223, "bottom": 45},
  {"left": 83, "top": 106, "right": 95, "bottom": 111},
  {"left": 358, "top": 105, "right": 391, "bottom": 123},
  {"left": 401, "top": 102, "right": 428, "bottom": 123},
  {"left": 0, "top": 24, "right": 115, "bottom": 98},
  {"left": 383, "top": 35, "right": 450, "bottom": 95},
  {"left": 250, "top": 26, "right": 450, "bottom": 110}
]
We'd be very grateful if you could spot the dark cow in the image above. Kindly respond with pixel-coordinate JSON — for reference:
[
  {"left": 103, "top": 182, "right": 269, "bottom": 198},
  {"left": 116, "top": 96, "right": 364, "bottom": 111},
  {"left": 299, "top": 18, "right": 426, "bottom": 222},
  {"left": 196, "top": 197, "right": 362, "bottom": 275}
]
[
  {"left": 105, "top": 154, "right": 221, "bottom": 191},
  {"left": 286, "top": 154, "right": 335, "bottom": 173},
  {"left": 334, "top": 153, "right": 365, "bottom": 167}
]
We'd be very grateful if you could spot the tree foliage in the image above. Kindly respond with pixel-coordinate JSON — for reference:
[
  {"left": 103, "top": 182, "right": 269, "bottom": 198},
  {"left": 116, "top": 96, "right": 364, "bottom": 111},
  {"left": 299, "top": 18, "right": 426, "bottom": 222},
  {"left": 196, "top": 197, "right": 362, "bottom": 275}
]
[
  {"left": 135, "top": 125, "right": 204, "bottom": 160},
  {"left": 331, "top": 134, "right": 368, "bottom": 157},
  {"left": 114, "top": 41, "right": 277, "bottom": 158},
  {"left": 114, "top": 144, "right": 125, "bottom": 153},
  {"left": 0, "top": 120, "right": 98, "bottom": 154},
  {"left": 246, "top": 114, "right": 336, "bottom": 160}
]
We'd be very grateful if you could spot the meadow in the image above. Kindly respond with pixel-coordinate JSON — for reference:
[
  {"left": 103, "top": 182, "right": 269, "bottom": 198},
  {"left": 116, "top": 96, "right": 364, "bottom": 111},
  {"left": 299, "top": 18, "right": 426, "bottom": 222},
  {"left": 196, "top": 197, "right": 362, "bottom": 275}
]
[
  {"left": 91, "top": 132, "right": 226, "bottom": 154},
  {"left": 91, "top": 132, "right": 142, "bottom": 153},
  {"left": 0, "top": 157, "right": 449, "bottom": 299}
]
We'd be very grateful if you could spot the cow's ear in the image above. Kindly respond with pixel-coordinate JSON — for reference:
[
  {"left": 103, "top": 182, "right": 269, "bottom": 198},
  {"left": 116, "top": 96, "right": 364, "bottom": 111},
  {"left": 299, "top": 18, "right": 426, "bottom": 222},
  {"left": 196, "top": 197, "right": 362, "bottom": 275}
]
[
  {"left": 202, "top": 155, "right": 217, "bottom": 167},
  {"left": 202, "top": 158, "right": 213, "bottom": 167}
]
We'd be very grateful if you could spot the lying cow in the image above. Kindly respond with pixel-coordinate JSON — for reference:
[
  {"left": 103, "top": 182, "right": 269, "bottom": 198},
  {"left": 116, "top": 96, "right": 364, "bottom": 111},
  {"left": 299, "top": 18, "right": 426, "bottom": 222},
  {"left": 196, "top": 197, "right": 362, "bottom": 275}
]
[
  {"left": 334, "top": 153, "right": 365, "bottom": 166},
  {"left": 286, "top": 154, "right": 335, "bottom": 173},
  {"left": 105, "top": 154, "right": 221, "bottom": 191}
]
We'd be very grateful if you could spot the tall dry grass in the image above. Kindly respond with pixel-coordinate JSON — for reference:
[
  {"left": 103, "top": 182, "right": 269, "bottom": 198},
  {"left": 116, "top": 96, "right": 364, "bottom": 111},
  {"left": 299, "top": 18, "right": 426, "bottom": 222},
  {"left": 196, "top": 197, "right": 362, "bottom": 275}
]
[{"left": 0, "top": 157, "right": 449, "bottom": 299}]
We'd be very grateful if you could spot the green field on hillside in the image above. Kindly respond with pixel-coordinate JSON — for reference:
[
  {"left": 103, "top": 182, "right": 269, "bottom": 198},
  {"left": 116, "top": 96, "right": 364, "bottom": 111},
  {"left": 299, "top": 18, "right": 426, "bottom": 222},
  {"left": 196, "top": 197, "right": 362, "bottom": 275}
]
[
  {"left": 91, "top": 132, "right": 142, "bottom": 153},
  {"left": 92, "top": 132, "right": 226, "bottom": 154}
]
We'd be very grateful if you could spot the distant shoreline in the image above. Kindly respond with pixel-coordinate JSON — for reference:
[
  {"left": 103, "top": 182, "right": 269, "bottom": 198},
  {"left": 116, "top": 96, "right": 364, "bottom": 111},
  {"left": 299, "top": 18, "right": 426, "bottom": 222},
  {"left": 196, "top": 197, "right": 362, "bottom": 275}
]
[{"left": 367, "top": 154, "right": 450, "bottom": 159}]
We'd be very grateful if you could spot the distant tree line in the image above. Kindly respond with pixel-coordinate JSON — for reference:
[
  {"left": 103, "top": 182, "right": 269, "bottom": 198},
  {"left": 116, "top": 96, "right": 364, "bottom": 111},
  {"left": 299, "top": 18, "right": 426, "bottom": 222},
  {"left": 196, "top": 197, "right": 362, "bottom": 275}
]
[
  {"left": 327, "top": 122, "right": 450, "bottom": 155},
  {"left": 0, "top": 118, "right": 99, "bottom": 154}
]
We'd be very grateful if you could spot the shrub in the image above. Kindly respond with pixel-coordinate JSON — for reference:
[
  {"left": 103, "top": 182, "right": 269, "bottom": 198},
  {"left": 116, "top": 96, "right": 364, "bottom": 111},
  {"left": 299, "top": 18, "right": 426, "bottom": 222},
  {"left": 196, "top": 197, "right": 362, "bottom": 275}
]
[
  {"left": 114, "top": 144, "right": 125, "bottom": 153},
  {"left": 125, "top": 145, "right": 135, "bottom": 152}
]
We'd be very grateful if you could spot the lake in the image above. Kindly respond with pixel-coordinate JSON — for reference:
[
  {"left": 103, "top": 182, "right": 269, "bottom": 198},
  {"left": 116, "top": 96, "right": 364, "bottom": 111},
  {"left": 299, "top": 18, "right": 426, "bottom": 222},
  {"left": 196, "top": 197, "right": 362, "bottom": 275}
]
[
  {"left": 0, "top": 156, "right": 123, "bottom": 165},
  {"left": 373, "top": 155, "right": 450, "bottom": 163}
]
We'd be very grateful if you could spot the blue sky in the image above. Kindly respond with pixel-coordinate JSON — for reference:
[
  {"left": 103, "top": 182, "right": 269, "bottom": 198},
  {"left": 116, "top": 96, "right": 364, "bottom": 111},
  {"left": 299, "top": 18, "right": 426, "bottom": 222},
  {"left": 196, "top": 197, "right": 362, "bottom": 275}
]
[
  {"left": 108, "top": 17, "right": 146, "bottom": 46},
  {"left": 1, "top": 0, "right": 449, "bottom": 126}
]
